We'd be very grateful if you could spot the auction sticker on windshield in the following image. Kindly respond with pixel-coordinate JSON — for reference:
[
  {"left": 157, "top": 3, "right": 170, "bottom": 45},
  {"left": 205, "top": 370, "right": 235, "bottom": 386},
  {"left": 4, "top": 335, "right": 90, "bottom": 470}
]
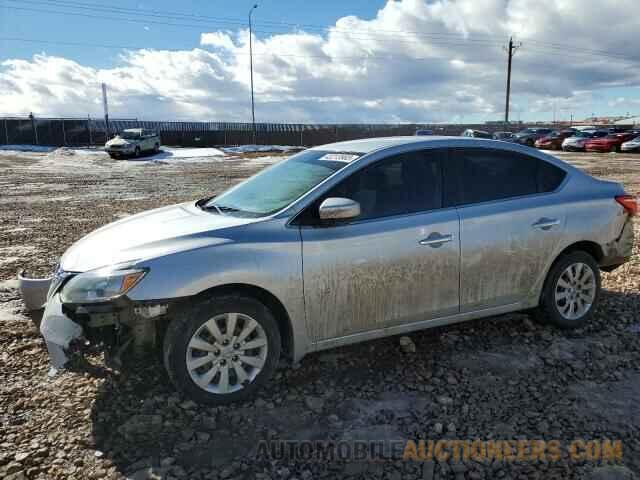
[{"left": 318, "top": 153, "right": 360, "bottom": 162}]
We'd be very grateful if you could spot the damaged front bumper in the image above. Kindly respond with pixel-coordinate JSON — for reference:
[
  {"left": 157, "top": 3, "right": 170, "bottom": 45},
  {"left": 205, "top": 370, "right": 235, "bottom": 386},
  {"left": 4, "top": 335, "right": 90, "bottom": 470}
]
[
  {"left": 19, "top": 270, "right": 170, "bottom": 369},
  {"left": 40, "top": 293, "right": 84, "bottom": 368}
]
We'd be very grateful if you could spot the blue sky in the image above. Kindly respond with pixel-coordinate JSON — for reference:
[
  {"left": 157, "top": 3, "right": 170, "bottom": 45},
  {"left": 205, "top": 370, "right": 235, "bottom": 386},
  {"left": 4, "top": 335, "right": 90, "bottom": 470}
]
[
  {"left": 0, "top": 1, "right": 384, "bottom": 67},
  {"left": 0, "top": 0, "right": 639, "bottom": 123}
]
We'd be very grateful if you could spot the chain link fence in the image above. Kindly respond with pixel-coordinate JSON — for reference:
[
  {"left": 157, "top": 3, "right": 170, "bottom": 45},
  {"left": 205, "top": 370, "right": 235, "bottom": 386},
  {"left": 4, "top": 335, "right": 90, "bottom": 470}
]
[{"left": 0, "top": 115, "right": 535, "bottom": 148}]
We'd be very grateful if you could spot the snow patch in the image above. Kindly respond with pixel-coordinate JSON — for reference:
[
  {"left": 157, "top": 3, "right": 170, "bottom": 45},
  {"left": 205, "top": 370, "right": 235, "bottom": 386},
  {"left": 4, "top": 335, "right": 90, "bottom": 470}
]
[
  {"left": 0, "top": 144, "right": 56, "bottom": 153},
  {"left": 222, "top": 145, "right": 302, "bottom": 154}
]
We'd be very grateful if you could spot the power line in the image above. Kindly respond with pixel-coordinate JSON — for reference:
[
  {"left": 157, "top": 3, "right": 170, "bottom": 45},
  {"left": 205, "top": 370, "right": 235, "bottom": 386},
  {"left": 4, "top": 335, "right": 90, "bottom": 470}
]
[
  {"left": 3, "top": 35, "right": 639, "bottom": 68},
  {"left": 20, "top": 0, "right": 507, "bottom": 41},
  {"left": 0, "top": 2, "right": 506, "bottom": 49},
  {"left": 2, "top": 2, "right": 638, "bottom": 64},
  {"left": 0, "top": 0, "right": 638, "bottom": 62},
  {"left": 0, "top": 1, "right": 507, "bottom": 49},
  {"left": 0, "top": 35, "right": 504, "bottom": 60},
  {"left": 28, "top": 0, "right": 640, "bottom": 61}
]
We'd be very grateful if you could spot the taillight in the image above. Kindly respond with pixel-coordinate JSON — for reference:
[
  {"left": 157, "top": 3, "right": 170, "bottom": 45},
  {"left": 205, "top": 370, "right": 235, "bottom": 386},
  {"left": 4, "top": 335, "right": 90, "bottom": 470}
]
[{"left": 616, "top": 195, "right": 638, "bottom": 216}]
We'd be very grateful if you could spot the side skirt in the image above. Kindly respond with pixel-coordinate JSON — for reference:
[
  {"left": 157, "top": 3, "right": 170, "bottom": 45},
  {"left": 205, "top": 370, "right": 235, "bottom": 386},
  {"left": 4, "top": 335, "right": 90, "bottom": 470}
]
[{"left": 312, "top": 302, "right": 526, "bottom": 352}]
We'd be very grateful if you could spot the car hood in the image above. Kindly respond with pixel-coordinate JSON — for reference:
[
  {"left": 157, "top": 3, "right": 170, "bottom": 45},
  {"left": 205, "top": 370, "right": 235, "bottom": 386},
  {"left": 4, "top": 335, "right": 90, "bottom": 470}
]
[
  {"left": 106, "top": 138, "right": 136, "bottom": 147},
  {"left": 60, "top": 202, "right": 257, "bottom": 272}
]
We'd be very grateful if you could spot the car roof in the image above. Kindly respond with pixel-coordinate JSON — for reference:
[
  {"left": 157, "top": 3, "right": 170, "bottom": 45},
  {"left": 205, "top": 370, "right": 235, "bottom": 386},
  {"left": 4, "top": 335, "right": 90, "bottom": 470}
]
[{"left": 309, "top": 136, "right": 461, "bottom": 154}]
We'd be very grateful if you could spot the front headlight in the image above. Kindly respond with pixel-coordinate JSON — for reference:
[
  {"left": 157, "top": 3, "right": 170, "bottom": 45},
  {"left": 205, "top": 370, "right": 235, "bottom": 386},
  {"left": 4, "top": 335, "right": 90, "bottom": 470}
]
[{"left": 60, "top": 267, "right": 147, "bottom": 303}]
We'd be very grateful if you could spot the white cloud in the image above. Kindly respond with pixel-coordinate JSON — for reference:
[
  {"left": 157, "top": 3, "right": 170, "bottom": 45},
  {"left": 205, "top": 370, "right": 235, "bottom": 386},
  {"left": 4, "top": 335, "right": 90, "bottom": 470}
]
[{"left": 1, "top": 0, "right": 639, "bottom": 122}]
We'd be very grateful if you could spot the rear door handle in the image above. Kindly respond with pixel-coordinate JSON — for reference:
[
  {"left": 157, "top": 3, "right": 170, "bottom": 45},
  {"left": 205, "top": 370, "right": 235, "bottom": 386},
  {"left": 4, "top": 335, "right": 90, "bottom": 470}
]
[
  {"left": 419, "top": 233, "right": 453, "bottom": 247},
  {"left": 532, "top": 218, "right": 560, "bottom": 230}
]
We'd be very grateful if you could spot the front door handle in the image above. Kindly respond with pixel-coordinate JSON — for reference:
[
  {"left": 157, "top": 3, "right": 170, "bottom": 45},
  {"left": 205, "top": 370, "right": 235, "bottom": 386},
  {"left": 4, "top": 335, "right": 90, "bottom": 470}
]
[
  {"left": 532, "top": 218, "right": 560, "bottom": 230},
  {"left": 419, "top": 233, "right": 453, "bottom": 247}
]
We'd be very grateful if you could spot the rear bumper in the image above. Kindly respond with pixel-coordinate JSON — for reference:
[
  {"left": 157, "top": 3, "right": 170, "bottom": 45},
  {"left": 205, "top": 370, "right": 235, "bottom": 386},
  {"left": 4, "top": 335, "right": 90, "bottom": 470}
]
[
  {"left": 621, "top": 145, "right": 640, "bottom": 152},
  {"left": 600, "top": 218, "right": 635, "bottom": 271},
  {"left": 585, "top": 145, "right": 613, "bottom": 152}
]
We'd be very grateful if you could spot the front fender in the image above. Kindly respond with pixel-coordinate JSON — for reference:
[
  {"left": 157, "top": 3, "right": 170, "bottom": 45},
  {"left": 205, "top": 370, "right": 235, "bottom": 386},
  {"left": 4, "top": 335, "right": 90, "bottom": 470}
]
[{"left": 126, "top": 219, "right": 310, "bottom": 360}]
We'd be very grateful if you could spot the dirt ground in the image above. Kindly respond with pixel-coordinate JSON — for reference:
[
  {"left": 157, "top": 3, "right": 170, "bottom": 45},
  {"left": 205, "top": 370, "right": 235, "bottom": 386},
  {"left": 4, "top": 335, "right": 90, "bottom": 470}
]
[{"left": 0, "top": 147, "right": 639, "bottom": 480}]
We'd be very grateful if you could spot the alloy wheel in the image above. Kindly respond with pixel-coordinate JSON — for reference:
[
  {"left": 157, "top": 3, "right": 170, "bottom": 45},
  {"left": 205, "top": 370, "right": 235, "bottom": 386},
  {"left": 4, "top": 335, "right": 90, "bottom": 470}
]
[
  {"left": 554, "top": 262, "right": 596, "bottom": 320},
  {"left": 186, "top": 312, "right": 268, "bottom": 394}
]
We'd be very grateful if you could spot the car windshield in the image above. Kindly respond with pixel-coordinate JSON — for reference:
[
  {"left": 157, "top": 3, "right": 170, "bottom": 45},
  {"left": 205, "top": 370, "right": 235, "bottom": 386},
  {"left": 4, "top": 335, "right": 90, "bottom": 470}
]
[
  {"left": 573, "top": 131, "right": 591, "bottom": 138},
  {"left": 204, "top": 149, "right": 358, "bottom": 217},
  {"left": 120, "top": 131, "right": 141, "bottom": 140},
  {"left": 516, "top": 129, "right": 535, "bottom": 136}
]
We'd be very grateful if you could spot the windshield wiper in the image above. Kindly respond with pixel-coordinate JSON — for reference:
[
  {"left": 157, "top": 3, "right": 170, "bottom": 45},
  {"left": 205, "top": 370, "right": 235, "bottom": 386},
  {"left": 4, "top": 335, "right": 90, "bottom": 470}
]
[{"left": 202, "top": 202, "right": 242, "bottom": 215}]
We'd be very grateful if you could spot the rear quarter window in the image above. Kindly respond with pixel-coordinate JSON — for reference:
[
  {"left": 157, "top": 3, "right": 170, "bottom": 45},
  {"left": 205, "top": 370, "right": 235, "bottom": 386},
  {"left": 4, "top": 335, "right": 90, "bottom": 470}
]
[{"left": 537, "top": 159, "right": 566, "bottom": 192}]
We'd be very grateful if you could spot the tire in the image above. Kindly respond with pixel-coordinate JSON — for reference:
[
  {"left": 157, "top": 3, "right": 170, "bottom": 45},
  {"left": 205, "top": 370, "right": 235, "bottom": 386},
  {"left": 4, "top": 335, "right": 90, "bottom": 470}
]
[
  {"left": 163, "top": 294, "right": 281, "bottom": 405},
  {"left": 533, "top": 251, "right": 601, "bottom": 329},
  {"left": 526, "top": 139, "right": 535, "bottom": 147},
  {"left": 610, "top": 144, "right": 620, "bottom": 153}
]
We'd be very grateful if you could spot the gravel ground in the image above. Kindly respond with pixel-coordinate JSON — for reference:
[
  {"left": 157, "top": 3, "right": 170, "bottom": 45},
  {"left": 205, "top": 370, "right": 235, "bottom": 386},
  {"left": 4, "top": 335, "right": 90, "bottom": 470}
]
[{"left": 0, "top": 147, "right": 639, "bottom": 480}]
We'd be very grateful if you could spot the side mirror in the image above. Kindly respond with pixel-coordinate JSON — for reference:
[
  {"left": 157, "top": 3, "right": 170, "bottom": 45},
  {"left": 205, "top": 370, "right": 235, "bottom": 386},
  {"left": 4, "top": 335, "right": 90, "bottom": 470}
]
[{"left": 318, "top": 197, "right": 361, "bottom": 221}]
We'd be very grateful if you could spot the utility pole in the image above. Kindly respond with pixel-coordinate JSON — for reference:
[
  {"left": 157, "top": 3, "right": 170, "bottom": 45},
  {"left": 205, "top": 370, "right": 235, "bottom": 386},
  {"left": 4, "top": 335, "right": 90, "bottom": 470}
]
[
  {"left": 504, "top": 36, "right": 521, "bottom": 124},
  {"left": 249, "top": 4, "right": 258, "bottom": 144},
  {"left": 102, "top": 83, "right": 110, "bottom": 139}
]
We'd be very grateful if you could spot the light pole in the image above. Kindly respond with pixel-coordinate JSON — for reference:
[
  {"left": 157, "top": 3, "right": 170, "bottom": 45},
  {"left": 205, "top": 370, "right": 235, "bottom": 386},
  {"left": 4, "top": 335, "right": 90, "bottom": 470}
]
[{"left": 249, "top": 4, "right": 258, "bottom": 144}]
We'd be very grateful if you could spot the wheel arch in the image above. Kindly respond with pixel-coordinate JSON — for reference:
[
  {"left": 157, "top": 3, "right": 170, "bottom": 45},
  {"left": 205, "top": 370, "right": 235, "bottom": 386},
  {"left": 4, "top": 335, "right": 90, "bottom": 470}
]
[
  {"left": 535, "top": 240, "right": 604, "bottom": 306},
  {"left": 556, "top": 241, "right": 604, "bottom": 264},
  {"left": 190, "top": 283, "right": 295, "bottom": 360}
]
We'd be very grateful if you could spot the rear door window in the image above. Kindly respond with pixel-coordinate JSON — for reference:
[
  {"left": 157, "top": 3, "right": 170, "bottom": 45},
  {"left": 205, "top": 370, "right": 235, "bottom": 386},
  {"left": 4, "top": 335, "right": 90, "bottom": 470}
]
[{"left": 447, "top": 149, "right": 565, "bottom": 206}]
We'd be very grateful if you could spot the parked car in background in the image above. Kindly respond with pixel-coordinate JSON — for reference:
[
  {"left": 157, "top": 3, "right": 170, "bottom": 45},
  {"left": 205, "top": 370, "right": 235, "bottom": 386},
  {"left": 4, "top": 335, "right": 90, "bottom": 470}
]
[
  {"left": 32, "top": 136, "right": 635, "bottom": 404},
  {"left": 509, "top": 128, "right": 554, "bottom": 147},
  {"left": 415, "top": 129, "right": 433, "bottom": 136},
  {"left": 585, "top": 132, "right": 637, "bottom": 153},
  {"left": 493, "top": 131, "right": 514, "bottom": 141},
  {"left": 562, "top": 131, "right": 608, "bottom": 152},
  {"left": 461, "top": 129, "right": 492, "bottom": 139},
  {"left": 105, "top": 128, "right": 161, "bottom": 158},
  {"left": 535, "top": 130, "right": 576, "bottom": 150},
  {"left": 621, "top": 134, "right": 640, "bottom": 152}
]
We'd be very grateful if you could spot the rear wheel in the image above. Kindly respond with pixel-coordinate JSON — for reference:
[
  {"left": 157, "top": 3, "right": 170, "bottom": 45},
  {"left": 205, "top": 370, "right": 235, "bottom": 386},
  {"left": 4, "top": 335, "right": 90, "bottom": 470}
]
[
  {"left": 163, "top": 294, "right": 281, "bottom": 404},
  {"left": 610, "top": 144, "right": 620, "bottom": 153},
  {"left": 533, "top": 251, "right": 600, "bottom": 328}
]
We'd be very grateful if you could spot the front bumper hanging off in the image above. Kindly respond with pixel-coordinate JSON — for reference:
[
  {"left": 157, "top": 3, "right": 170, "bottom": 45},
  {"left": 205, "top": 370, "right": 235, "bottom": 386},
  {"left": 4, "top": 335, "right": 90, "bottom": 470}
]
[
  {"left": 18, "top": 271, "right": 169, "bottom": 370},
  {"left": 40, "top": 294, "right": 84, "bottom": 368}
]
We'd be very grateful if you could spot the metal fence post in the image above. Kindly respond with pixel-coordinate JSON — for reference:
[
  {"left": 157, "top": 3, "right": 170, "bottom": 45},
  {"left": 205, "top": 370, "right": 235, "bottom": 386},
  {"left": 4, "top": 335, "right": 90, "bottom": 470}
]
[
  {"left": 61, "top": 119, "right": 67, "bottom": 146},
  {"left": 3, "top": 118, "right": 8, "bottom": 145},
  {"left": 87, "top": 115, "right": 93, "bottom": 147},
  {"left": 29, "top": 112, "right": 38, "bottom": 145}
]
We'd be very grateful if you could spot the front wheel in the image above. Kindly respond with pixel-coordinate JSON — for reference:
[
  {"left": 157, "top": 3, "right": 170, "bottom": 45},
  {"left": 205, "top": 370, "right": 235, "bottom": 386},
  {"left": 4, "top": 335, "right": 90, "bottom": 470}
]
[
  {"left": 533, "top": 251, "right": 601, "bottom": 328},
  {"left": 163, "top": 294, "right": 281, "bottom": 405}
]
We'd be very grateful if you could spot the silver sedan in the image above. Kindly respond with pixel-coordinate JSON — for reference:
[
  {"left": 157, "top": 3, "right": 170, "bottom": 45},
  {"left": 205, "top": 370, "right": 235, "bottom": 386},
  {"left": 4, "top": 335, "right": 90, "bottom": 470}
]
[{"left": 31, "top": 136, "right": 635, "bottom": 404}]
